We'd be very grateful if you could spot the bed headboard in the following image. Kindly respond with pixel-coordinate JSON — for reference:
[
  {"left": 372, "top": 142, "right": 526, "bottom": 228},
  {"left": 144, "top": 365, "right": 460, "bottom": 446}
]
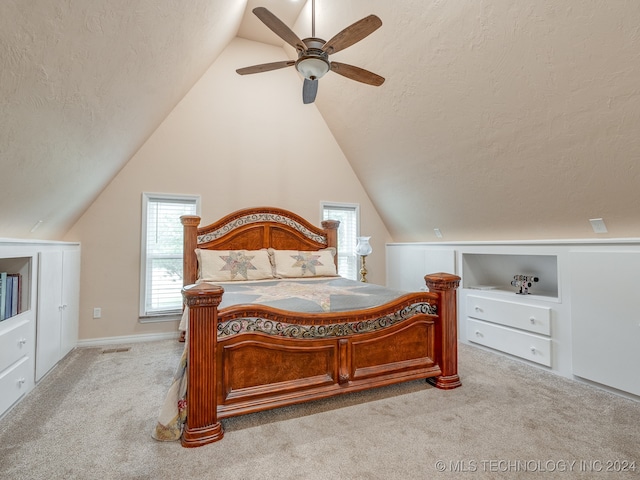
[{"left": 181, "top": 207, "right": 340, "bottom": 286}]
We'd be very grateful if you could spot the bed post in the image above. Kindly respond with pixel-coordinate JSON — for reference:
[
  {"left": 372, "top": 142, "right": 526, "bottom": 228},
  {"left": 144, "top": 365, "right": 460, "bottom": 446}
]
[
  {"left": 424, "top": 272, "right": 462, "bottom": 390},
  {"left": 178, "top": 215, "right": 201, "bottom": 343},
  {"left": 321, "top": 219, "right": 340, "bottom": 268},
  {"left": 181, "top": 283, "right": 225, "bottom": 447},
  {"left": 181, "top": 215, "right": 201, "bottom": 286}
]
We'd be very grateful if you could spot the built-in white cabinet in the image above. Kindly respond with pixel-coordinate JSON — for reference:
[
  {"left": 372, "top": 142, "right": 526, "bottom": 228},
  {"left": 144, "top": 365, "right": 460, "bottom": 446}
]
[
  {"left": 0, "top": 252, "right": 36, "bottom": 417},
  {"left": 466, "top": 295, "right": 552, "bottom": 367},
  {"left": 386, "top": 244, "right": 455, "bottom": 291},
  {"left": 569, "top": 249, "right": 640, "bottom": 397},
  {"left": 386, "top": 240, "right": 640, "bottom": 399},
  {"left": 0, "top": 240, "right": 80, "bottom": 419},
  {"left": 459, "top": 250, "right": 564, "bottom": 370},
  {"left": 36, "top": 248, "right": 81, "bottom": 381}
]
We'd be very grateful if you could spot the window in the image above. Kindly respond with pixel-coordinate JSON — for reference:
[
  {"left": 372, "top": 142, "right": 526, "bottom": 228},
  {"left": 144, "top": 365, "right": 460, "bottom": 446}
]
[
  {"left": 140, "top": 193, "right": 199, "bottom": 319},
  {"left": 321, "top": 202, "right": 359, "bottom": 280}
]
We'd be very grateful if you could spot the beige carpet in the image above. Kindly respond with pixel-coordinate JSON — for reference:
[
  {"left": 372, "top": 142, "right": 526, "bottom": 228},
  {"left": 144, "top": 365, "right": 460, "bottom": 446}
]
[{"left": 0, "top": 339, "right": 638, "bottom": 480}]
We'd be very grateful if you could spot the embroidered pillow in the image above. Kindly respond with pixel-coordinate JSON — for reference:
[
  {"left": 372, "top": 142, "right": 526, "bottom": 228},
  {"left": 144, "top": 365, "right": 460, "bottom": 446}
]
[
  {"left": 271, "top": 249, "right": 338, "bottom": 278},
  {"left": 196, "top": 249, "right": 275, "bottom": 282}
]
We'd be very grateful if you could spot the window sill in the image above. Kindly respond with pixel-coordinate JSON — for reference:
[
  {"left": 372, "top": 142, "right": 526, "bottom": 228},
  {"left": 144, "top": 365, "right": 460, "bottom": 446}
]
[{"left": 139, "top": 312, "right": 182, "bottom": 324}]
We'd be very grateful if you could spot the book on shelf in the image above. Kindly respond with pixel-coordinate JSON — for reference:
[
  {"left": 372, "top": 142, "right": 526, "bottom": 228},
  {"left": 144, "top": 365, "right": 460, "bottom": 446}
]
[
  {"left": 4, "top": 275, "right": 12, "bottom": 319},
  {"left": 0, "top": 272, "right": 5, "bottom": 321},
  {"left": 0, "top": 272, "right": 22, "bottom": 321},
  {"left": 10, "top": 273, "right": 21, "bottom": 317}
]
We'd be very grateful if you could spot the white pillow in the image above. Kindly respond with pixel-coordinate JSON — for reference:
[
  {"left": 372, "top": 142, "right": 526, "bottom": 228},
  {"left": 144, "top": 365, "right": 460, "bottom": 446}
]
[
  {"left": 271, "top": 249, "right": 338, "bottom": 278},
  {"left": 196, "top": 249, "right": 275, "bottom": 282}
]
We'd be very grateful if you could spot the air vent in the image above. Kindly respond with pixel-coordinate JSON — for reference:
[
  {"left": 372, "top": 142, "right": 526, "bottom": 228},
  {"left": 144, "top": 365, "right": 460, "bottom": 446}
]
[{"left": 101, "top": 347, "right": 131, "bottom": 354}]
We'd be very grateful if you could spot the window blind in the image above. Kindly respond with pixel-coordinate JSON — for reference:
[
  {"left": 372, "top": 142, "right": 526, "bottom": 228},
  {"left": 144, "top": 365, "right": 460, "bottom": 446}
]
[
  {"left": 322, "top": 204, "right": 359, "bottom": 280},
  {"left": 142, "top": 195, "right": 197, "bottom": 316}
]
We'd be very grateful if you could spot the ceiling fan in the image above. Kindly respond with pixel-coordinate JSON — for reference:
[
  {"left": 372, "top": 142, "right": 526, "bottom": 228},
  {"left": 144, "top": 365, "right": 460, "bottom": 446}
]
[{"left": 236, "top": 0, "right": 385, "bottom": 104}]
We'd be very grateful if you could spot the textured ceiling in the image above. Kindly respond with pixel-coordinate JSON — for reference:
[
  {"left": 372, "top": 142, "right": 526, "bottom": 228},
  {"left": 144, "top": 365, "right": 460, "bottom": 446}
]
[
  {"left": 0, "top": 0, "right": 246, "bottom": 238},
  {"left": 2, "top": 1, "right": 640, "bottom": 241},
  {"left": 304, "top": 1, "right": 640, "bottom": 241}
]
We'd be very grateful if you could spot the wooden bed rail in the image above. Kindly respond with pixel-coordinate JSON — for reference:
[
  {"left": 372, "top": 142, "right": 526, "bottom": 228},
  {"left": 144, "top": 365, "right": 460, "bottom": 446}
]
[{"left": 180, "top": 272, "right": 461, "bottom": 448}]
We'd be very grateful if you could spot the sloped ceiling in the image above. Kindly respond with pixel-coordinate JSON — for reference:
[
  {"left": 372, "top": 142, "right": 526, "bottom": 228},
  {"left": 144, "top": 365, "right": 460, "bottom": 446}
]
[
  {"left": 0, "top": 0, "right": 248, "bottom": 239},
  {"left": 2, "top": 0, "right": 640, "bottom": 241}
]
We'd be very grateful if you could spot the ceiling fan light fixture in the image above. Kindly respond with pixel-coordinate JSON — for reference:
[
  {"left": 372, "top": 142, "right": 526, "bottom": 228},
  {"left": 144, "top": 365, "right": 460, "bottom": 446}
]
[
  {"left": 237, "top": 6, "right": 384, "bottom": 103},
  {"left": 295, "top": 57, "right": 330, "bottom": 80}
]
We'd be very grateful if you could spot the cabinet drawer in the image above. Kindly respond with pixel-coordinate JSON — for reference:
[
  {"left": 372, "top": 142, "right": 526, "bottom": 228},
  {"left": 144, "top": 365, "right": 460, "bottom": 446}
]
[
  {"left": 468, "top": 318, "right": 551, "bottom": 367},
  {"left": 0, "top": 356, "right": 31, "bottom": 415},
  {"left": 466, "top": 295, "right": 551, "bottom": 335},
  {"left": 0, "top": 318, "right": 31, "bottom": 372}
]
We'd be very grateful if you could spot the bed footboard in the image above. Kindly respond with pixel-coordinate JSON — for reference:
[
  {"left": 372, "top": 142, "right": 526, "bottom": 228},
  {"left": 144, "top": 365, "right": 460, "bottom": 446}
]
[{"left": 181, "top": 273, "right": 460, "bottom": 448}]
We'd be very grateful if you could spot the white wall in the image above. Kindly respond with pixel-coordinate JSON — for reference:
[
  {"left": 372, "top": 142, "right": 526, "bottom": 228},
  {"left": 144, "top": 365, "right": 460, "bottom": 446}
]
[{"left": 65, "top": 38, "right": 392, "bottom": 340}]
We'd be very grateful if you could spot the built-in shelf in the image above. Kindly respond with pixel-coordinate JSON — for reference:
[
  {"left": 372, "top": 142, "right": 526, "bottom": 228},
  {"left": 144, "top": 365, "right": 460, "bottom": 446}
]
[
  {"left": 0, "top": 256, "right": 32, "bottom": 323},
  {"left": 462, "top": 253, "right": 559, "bottom": 300}
]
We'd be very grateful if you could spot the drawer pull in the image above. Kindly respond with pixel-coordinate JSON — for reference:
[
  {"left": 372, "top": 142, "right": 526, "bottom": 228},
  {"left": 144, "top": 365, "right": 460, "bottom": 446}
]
[
  {"left": 530, "top": 347, "right": 536, "bottom": 354},
  {"left": 474, "top": 306, "right": 483, "bottom": 313},
  {"left": 529, "top": 317, "right": 535, "bottom": 324},
  {"left": 18, "top": 338, "right": 27, "bottom": 346},
  {"left": 17, "top": 377, "right": 26, "bottom": 387},
  {"left": 475, "top": 330, "right": 483, "bottom": 337}
]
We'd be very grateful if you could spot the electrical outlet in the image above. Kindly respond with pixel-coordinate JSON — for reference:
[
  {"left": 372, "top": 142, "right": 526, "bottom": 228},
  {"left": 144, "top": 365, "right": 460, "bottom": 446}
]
[
  {"left": 93, "top": 307, "right": 102, "bottom": 319},
  {"left": 434, "top": 228, "right": 443, "bottom": 238}
]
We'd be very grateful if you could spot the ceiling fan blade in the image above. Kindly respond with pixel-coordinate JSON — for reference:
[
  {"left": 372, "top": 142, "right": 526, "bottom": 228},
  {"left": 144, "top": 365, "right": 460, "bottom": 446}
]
[
  {"left": 253, "top": 7, "right": 307, "bottom": 52},
  {"left": 236, "top": 60, "right": 295, "bottom": 75},
  {"left": 322, "top": 15, "right": 382, "bottom": 55},
  {"left": 302, "top": 78, "right": 318, "bottom": 104},
  {"left": 330, "top": 62, "right": 385, "bottom": 86}
]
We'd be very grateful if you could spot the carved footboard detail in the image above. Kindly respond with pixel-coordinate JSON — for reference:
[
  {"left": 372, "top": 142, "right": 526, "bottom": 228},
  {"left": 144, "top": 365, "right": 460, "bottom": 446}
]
[{"left": 338, "top": 339, "right": 349, "bottom": 384}]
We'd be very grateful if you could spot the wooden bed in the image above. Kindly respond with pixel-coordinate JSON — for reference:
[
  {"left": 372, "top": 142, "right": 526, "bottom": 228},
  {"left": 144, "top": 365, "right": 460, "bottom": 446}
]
[{"left": 179, "top": 206, "right": 461, "bottom": 448}]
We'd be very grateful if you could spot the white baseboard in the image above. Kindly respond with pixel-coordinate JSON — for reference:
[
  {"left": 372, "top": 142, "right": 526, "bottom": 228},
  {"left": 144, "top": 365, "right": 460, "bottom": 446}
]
[{"left": 77, "top": 331, "right": 180, "bottom": 348}]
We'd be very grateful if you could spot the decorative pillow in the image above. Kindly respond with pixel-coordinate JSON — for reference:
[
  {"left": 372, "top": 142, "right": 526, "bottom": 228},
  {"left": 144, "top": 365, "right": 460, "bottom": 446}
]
[
  {"left": 196, "top": 249, "right": 275, "bottom": 282},
  {"left": 271, "top": 249, "right": 338, "bottom": 278}
]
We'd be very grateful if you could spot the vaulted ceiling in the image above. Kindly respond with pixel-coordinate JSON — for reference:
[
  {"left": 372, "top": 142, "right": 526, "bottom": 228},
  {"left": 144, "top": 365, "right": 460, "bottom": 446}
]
[{"left": 2, "top": 1, "right": 640, "bottom": 241}]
